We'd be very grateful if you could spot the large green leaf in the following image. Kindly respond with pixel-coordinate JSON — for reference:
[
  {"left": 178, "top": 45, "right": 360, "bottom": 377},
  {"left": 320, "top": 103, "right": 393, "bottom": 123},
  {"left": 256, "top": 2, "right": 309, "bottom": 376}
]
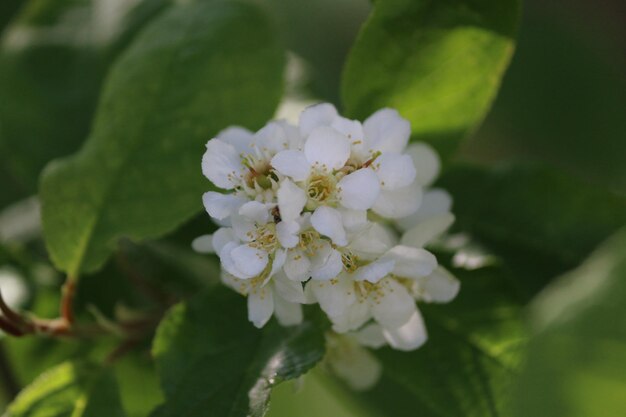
[
  {"left": 440, "top": 164, "right": 626, "bottom": 297},
  {"left": 40, "top": 0, "right": 285, "bottom": 276},
  {"left": 0, "top": 0, "right": 170, "bottom": 200},
  {"left": 342, "top": 0, "right": 520, "bottom": 158},
  {"left": 510, "top": 228, "right": 626, "bottom": 417},
  {"left": 6, "top": 361, "right": 126, "bottom": 417},
  {"left": 325, "top": 261, "right": 525, "bottom": 417},
  {"left": 151, "top": 286, "right": 326, "bottom": 417}
]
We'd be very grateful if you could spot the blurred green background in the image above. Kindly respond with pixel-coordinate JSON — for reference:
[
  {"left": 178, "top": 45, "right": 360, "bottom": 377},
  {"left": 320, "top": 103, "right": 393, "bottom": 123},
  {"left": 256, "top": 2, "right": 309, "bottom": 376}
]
[{"left": 0, "top": 0, "right": 624, "bottom": 415}]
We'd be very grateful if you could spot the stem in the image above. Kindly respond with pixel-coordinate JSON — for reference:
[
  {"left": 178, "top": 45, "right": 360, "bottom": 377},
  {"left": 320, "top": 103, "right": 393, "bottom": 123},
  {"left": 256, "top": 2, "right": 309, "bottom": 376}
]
[
  {"left": 60, "top": 279, "right": 77, "bottom": 325},
  {"left": 0, "top": 343, "right": 20, "bottom": 400}
]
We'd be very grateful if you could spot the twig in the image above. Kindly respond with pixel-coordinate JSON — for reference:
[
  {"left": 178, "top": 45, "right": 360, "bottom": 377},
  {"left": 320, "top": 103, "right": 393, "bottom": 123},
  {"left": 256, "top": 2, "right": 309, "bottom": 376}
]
[{"left": 60, "top": 279, "right": 76, "bottom": 325}]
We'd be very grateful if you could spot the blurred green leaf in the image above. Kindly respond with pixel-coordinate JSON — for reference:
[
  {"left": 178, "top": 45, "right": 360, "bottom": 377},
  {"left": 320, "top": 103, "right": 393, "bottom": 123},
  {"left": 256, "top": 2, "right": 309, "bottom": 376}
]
[
  {"left": 342, "top": 0, "right": 520, "bottom": 158},
  {"left": 0, "top": 0, "right": 21, "bottom": 31},
  {"left": 342, "top": 263, "right": 525, "bottom": 417},
  {"left": 151, "top": 286, "right": 326, "bottom": 417},
  {"left": 466, "top": 13, "right": 626, "bottom": 192},
  {"left": 510, "top": 228, "right": 626, "bottom": 417},
  {"left": 40, "top": 0, "right": 285, "bottom": 276},
  {"left": 440, "top": 164, "right": 626, "bottom": 297},
  {"left": 6, "top": 361, "right": 126, "bottom": 417},
  {"left": 114, "top": 353, "right": 164, "bottom": 417},
  {"left": 0, "top": 0, "right": 171, "bottom": 203}
]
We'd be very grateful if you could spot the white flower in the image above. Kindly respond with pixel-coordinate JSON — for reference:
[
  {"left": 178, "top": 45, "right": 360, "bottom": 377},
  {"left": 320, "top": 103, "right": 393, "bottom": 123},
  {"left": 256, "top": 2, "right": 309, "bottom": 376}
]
[
  {"left": 197, "top": 103, "right": 459, "bottom": 342},
  {"left": 324, "top": 331, "right": 382, "bottom": 391},
  {"left": 222, "top": 270, "right": 305, "bottom": 328}
]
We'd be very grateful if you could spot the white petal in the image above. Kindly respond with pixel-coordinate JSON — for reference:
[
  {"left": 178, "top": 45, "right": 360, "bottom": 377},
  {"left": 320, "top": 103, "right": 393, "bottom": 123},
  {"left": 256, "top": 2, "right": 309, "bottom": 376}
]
[
  {"left": 273, "top": 295, "right": 303, "bottom": 327},
  {"left": 338, "top": 168, "right": 381, "bottom": 210},
  {"left": 274, "top": 120, "right": 304, "bottom": 149},
  {"left": 212, "top": 227, "right": 236, "bottom": 254},
  {"left": 352, "top": 258, "right": 395, "bottom": 283},
  {"left": 277, "top": 179, "right": 307, "bottom": 222},
  {"left": 238, "top": 201, "right": 271, "bottom": 224},
  {"left": 373, "top": 153, "right": 416, "bottom": 190},
  {"left": 230, "top": 214, "right": 255, "bottom": 242},
  {"left": 384, "top": 245, "right": 438, "bottom": 279},
  {"left": 271, "top": 150, "right": 311, "bottom": 181},
  {"left": 398, "top": 188, "right": 453, "bottom": 230},
  {"left": 254, "top": 121, "right": 290, "bottom": 154},
  {"left": 219, "top": 242, "right": 245, "bottom": 278},
  {"left": 327, "top": 337, "right": 382, "bottom": 391},
  {"left": 299, "top": 103, "right": 338, "bottom": 136},
  {"left": 372, "top": 184, "right": 422, "bottom": 219},
  {"left": 331, "top": 117, "right": 364, "bottom": 143},
  {"left": 311, "top": 246, "right": 344, "bottom": 281},
  {"left": 202, "top": 139, "right": 242, "bottom": 189},
  {"left": 363, "top": 108, "right": 411, "bottom": 154},
  {"left": 406, "top": 143, "right": 440, "bottom": 187},
  {"left": 418, "top": 267, "right": 460, "bottom": 303},
  {"left": 230, "top": 244, "right": 269, "bottom": 278},
  {"left": 304, "top": 127, "right": 351, "bottom": 171},
  {"left": 356, "top": 324, "right": 387, "bottom": 349},
  {"left": 338, "top": 208, "right": 368, "bottom": 232},
  {"left": 202, "top": 192, "right": 245, "bottom": 220},
  {"left": 270, "top": 249, "right": 287, "bottom": 278},
  {"left": 310, "top": 276, "right": 354, "bottom": 317},
  {"left": 382, "top": 310, "right": 428, "bottom": 351},
  {"left": 191, "top": 235, "right": 214, "bottom": 254},
  {"left": 248, "top": 288, "right": 274, "bottom": 328},
  {"left": 311, "top": 206, "right": 347, "bottom": 246},
  {"left": 284, "top": 249, "right": 312, "bottom": 282},
  {"left": 330, "top": 302, "right": 371, "bottom": 333},
  {"left": 273, "top": 272, "right": 306, "bottom": 304},
  {"left": 371, "top": 278, "right": 416, "bottom": 328},
  {"left": 276, "top": 220, "right": 300, "bottom": 249},
  {"left": 350, "top": 222, "right": 395, "bottom": 259},
  {"left": 400, "top": 213, "right": 455, "bottom": 248},
  {"left": 217, "top": 126, "right": 254, "bottom": 155}
]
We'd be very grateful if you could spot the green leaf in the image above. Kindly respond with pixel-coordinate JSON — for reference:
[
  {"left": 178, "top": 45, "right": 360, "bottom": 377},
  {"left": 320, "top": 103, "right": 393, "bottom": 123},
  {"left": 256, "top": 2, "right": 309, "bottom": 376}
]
[
  {"left": 40, "top": 0, "right": 285, "bottom": 276},
  {"left": 151, "top": 286, "right": 326, "bottom": 417},
  {"left": 0, "top": 0, "right": 171, "bottom": 200},
  {"left": 439, "top": 164, "right": 626, "bottom": 296},
  {"left": 335, "top": 262, "right": 526, "bottom": 417},
  {"left": 510, "top": 228, "right": 626, "bottom": 417},
  {"left": 342, "top": 0, "right": 520, "bottom": 158},
  {"left": 6, "top": 361, "right": 127, "bottom": 417}
]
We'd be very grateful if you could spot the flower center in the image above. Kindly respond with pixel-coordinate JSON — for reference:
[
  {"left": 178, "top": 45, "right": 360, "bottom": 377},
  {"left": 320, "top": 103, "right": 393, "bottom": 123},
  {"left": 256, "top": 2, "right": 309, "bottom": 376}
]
[
  {"left": 298, "top": 229, "right": 323, "bottom": 256},
  {"left": 242, "top": 155, "right": 274, "bottom": 189},
  {"left": 248, "top": 223, "right": 278, "bottom": 252},
  {"left": 341, "top": 251, "right": 359, "bottom": 272},
  {"left": 306, "top": 173, "right": 337, "bottom": 208}
]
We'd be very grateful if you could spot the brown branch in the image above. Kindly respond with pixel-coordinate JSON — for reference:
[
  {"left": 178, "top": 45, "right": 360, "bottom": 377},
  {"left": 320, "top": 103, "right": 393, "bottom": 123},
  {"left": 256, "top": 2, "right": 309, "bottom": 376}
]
[{"left": 60, "top": 280, "right": 76, "bottom": 325}]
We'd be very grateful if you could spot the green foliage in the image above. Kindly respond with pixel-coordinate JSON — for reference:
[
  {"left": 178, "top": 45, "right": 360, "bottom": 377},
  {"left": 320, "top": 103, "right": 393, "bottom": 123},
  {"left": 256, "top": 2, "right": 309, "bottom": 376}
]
[
  {"left": 6, "top": 361, "right": 126, "bottom": 417},
  {"left": 342, "top": 0, "right": 520, "bottom": 158},
  {"left": 151, "top": 286, "right": 326, "bottom": 417},
  {"left": 440, "top": 164, "right": 626, "bottom": 296},
  {"left": 0, "top": 0, "right": 170, "bottom": 201},
  {"left": 510, "top": 228, "right": 626, "bottom": 417},
  {"left": 331, "top": 262, "right": 525, "bottom": 417},
  {"left": 40, "top": 0, "right": 285, "bottom": 276}
]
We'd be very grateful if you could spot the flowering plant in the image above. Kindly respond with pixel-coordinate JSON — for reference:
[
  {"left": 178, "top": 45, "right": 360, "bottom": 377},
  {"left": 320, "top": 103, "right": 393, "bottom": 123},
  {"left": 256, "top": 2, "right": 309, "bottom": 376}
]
[{"left": 0, "top": 0, "right": 624, "bottom": 416}]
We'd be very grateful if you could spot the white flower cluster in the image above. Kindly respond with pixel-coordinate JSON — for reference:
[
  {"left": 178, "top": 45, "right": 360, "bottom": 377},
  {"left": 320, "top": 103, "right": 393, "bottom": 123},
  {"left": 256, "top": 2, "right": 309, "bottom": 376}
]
[{"left": 195, "top": 103, "right": 459, "bottom": 353}]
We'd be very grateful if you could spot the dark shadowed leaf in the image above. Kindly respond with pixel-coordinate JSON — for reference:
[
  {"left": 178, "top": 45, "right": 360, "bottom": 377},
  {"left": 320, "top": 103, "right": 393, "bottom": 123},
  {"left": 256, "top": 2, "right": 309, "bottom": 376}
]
[
  {"left": 343, "top": 262, "right": 526, "bottom": 417},
  {"left": 440, "top": 164, "right": 626, "bottom": 297},
  {"left": 150, "top": 286, "right": 326, "bottom": 417}
]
